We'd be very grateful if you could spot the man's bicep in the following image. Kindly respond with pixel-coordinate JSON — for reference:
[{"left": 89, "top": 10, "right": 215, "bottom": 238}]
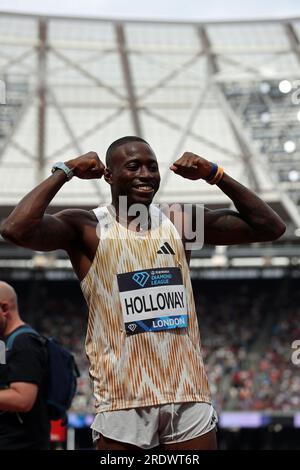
[
  {"left": 204, "top": 208, "right": 260, "bottom": 245},
  {"left": 10, "top": 382, "right": 39, "bottom": 412}
]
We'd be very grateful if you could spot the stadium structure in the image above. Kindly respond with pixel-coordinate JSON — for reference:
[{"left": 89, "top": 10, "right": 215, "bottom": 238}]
[{"left": 0, "top": 12, "right": 300, "bottom": 449}]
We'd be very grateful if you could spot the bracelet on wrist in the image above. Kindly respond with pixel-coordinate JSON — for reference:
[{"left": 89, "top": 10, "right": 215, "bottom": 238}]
[
  {"left": 206, "top": 162, "right": 218, "bottom": 182},
  {"left": 206, "top": 164, "right": 224, "bottom": 185}
]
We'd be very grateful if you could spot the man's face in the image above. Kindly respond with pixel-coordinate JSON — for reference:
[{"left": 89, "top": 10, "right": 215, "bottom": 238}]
[{"left": 107, "top": 141, "right": 161, "bottom": 206}]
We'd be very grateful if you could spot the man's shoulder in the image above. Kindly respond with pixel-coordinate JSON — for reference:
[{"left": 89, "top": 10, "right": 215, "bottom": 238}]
[
  {"left": 159, "top": 202, "right": 192, "bottom": 226},
  {"left": 159, "top": 202, "right": 184, "bottom": 218},
  {"left": 11, "top": 329, "right": 45, "bottom": 353}
]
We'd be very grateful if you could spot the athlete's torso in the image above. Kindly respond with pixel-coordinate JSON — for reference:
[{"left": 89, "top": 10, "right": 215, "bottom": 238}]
[
  {"left": 66, "top": 205, "right": 192, "bottom": 282},
  {"left": 79, "top": 204, "right": 211, "bottom": 412}
]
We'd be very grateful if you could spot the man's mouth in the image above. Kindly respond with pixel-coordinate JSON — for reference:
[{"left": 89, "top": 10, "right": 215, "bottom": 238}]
[{"left": 133, "top": 184, "right": 154, "bottom": 193}]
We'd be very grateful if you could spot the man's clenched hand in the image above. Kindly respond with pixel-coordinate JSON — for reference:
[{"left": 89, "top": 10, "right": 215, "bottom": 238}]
[
  {"left": 65, "top": 152, "right": 105, "bottom": 179},
  {"left": 170, "top": 152, "right": 212, "bottom": 180}
]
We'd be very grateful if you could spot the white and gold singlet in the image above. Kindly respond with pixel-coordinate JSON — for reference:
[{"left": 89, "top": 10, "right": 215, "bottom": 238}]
[{"left": 80, "top": 205, "right": 211, "bottom": 412}]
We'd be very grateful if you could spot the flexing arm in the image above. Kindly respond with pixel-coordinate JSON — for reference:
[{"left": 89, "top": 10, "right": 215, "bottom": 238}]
[
  {"left": 170, "top": 153, "right": 286, "bottom": 245},
  {"left": 0, "top": 152, "right": 105, "bottom": 251},
  {"left": 0, "top": 382, "right": 38, "bottom": 413}
]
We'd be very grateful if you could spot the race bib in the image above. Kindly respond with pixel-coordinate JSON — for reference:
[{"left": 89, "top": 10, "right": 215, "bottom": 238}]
[{"left": 117, "top": 267, "right": 188, "bottom": 335}]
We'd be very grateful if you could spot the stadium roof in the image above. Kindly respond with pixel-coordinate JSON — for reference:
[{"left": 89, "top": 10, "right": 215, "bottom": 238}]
[{"left": 0, "top": 12, "right": 300, "bottom": 233}]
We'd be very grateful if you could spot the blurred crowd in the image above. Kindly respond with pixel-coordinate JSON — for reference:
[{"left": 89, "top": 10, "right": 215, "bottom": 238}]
[
  {"left": 19, "top": 278, "right": 300, "bottom": 414},
  {"left": 198, "top": 279, "right": 300, "bottom": 413}
]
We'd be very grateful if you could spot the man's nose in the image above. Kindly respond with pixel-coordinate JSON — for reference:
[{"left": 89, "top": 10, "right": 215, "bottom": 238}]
[{"left": 139, "top": 166, "right": 152, "bottom": 178}]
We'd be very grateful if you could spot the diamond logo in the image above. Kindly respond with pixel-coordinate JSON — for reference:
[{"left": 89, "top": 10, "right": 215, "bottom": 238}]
[
  {"left": 132, "top": 271, "right": 150, "bottom": 287},
  {"left": 128, "top": 324, "right": 137, "bottom": 332}
]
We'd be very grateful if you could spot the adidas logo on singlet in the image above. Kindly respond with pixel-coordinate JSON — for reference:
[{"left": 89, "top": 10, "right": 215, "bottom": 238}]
[{"left": 157, "top": 242, "right": 175, "bottom": 255}]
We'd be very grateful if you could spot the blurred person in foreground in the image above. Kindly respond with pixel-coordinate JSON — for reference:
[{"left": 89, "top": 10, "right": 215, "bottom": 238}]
[{"left": 0, "top": 282, "right": 50, "bottom": 449}]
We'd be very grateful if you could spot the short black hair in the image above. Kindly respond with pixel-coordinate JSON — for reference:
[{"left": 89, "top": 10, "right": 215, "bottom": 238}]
[{"left": 105, "top": 136, "right": 150, "bottom": 167}]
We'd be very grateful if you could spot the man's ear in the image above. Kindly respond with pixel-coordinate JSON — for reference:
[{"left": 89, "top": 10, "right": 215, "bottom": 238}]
[
  {"left": 1, "top": 302, "right": 9, "bottom": 314},
  {"left": 104, "top": 168, "right": 113, "bottom": 185}
]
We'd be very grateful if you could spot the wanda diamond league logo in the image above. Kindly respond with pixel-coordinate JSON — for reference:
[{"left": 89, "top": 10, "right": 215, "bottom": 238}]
[{"left": 132, "top": 272, "right": 150, "bottom": 288}]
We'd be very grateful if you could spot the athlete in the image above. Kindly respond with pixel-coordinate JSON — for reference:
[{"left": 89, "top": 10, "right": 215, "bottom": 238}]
[{"left": 0, "top": 136, "right": 286, "bottom": 450}]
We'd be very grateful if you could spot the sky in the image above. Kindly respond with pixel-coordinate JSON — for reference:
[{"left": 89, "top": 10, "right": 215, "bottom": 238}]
[{"left": 0, "top": 0, "right": 300, "bottom": 22}]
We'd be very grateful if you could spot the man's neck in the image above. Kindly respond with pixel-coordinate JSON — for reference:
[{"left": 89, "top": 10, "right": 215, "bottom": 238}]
[
  {"left": 4, "top": 318, "right": 25, "bottom": 337},
  {"left": 110, "top": 201, "right": 151, "bottom": 231}
]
